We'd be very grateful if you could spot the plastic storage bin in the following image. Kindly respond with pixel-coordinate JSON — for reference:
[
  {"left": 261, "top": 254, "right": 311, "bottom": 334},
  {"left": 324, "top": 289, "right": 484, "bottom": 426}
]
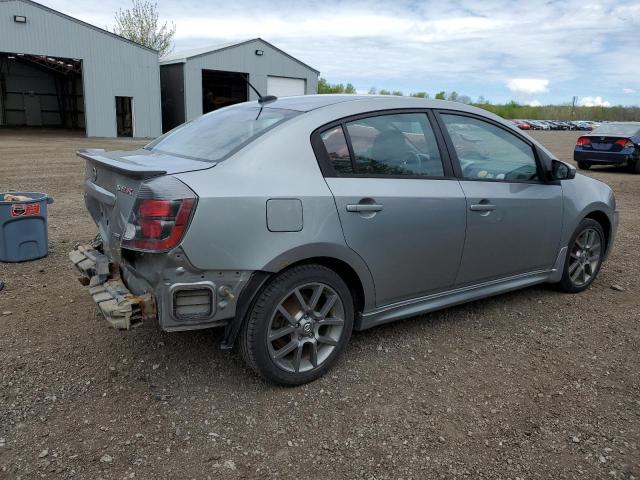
[{"left": 0, "top": 192, "right": 54, "bottom": 262}]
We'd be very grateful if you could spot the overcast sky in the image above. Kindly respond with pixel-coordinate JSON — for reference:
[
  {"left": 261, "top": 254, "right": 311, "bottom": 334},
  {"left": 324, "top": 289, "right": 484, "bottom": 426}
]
[{"left": 41, "top": 0, "right": 640, "bottom": 106}]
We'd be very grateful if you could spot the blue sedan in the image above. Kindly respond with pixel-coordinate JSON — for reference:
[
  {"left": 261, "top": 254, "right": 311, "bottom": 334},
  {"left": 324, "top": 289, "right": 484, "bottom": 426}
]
[{"left": 574, "top": 122, "right": 640, "bottom": 173}]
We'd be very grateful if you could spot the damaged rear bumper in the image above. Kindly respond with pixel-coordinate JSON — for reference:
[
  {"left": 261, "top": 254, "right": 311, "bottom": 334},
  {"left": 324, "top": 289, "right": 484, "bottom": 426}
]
[{"left": 69, "top": 245, "right": 156, "bottom": 330}]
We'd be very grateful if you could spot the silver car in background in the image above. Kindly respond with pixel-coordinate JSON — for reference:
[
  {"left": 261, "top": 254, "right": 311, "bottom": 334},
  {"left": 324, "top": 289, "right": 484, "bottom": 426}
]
[{"left": 70, "top": 96, "right": 618, "bottom": 385}]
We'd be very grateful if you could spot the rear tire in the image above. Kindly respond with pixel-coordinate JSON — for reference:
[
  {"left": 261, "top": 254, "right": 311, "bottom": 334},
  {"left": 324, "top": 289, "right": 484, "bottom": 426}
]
[
  {"left": 577, "top": 161, "right": 591, "bottom": 170},
  {"left": 556, "top": 218, "right": 605, "bottom": 293},
  {"left": 239, "top": 264, "right": 354, "bottom": 386}
]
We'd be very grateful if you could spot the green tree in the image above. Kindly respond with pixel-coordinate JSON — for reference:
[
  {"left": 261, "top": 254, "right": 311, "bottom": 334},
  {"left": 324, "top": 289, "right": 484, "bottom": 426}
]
[
  {"left": 435, "top": 91, "right": 446, "bottom": 100},
  {"left": 379, "top": 89, "right": 391, "bottom": 95},
  {"left": 368, "top": 87, "right": 378, "bottom": 95},
  {"left": 112, "top": 0, "right": 175, "bottom": 56},
  {"left": 317, "top": 78, "right": 357, "bottom": 94},
  {"left": 447, "top": 91, "right": 459, "bottom": 102},
  {"left": 317, "top": 77, "right": 331, "bottom": 94},
  {"left": 392, "top": 90, "right": 404, "bottom": 96},
  {"left": 411, "top": 92, "right": 428, "bottom": 98}
]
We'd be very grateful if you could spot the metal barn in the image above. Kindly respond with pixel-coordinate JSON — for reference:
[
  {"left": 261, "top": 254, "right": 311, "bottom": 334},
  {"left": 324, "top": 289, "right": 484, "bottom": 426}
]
[
  {"left": 0, "top": 0, "right": 161, "bottom": 137},
  {"left": 159, "top": 38, "right": 319, "bottom": 132}
]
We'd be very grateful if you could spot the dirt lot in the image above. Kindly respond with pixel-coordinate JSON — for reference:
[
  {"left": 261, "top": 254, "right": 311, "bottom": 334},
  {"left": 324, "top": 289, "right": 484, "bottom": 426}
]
[{"left": 0, "top": 129, "right": 638, "bottom": 479}]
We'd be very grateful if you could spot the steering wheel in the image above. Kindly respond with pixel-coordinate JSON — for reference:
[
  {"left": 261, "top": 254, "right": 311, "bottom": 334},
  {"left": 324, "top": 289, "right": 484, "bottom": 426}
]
[{"left": 401, "top": 150, "right": 423, "bottom": 173}]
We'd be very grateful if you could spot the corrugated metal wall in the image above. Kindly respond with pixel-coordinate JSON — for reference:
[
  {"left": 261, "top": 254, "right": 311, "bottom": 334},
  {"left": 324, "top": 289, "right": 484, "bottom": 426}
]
[
  {"left": 0, "top": 0, "right": 161, "bottom": 137},
  {"left": 168, "top": 39, "right": 318, "bottom": 122}
]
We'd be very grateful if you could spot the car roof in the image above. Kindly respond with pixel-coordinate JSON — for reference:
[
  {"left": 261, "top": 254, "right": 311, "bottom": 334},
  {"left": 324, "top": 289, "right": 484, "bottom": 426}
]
[{"left": 263, "top": 94, "right": 487, "bottom": 115}]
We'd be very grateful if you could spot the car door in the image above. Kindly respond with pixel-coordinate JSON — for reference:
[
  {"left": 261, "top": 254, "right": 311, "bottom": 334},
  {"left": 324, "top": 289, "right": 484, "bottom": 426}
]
[
  {"left": 435, "top": 111, "right": 563, "bottom": 286},
  {"left": 312, "top": 111, "right": 467, "bottom": 307}
]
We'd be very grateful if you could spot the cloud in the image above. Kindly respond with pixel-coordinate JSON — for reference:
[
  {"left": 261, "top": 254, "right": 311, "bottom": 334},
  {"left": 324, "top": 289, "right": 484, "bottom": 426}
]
[
  {"left": 623, "top": 88, "right": 636, "bottom": 94},
  {"left": 506, "top": 79, "right": 550, "bottom": 94},
  {"left": 525, "top": 100, "right": 543, "bottom": 107},
  {"left": 37, "top": 0, "right": 640, "bottom": 105},
  {"left": 577, "top": 96, "right": 611, "bottom": 107}
]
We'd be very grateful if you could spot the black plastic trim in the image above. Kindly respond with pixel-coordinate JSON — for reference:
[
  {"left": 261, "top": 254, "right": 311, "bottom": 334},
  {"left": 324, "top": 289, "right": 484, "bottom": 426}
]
[{"left": 220, "top": 271, "right": 272, "bottom": 350}]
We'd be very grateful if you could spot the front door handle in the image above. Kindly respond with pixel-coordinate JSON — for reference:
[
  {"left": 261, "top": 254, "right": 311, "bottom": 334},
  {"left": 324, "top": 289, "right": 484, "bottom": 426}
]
[
  {"left": 346, "top": 204, "right": 384, "bottom": 213},
  {"left": 469, "top": 203, "right": 496, "bottom": 212}
]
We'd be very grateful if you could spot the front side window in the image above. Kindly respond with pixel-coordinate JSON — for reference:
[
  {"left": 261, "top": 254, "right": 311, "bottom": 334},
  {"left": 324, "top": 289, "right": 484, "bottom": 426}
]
[
  {"left": 146, "top": 105, "right": 300, "bottom": 162},
  {"left": 441, "top": 114, "right": 539, "bottom": 181}
]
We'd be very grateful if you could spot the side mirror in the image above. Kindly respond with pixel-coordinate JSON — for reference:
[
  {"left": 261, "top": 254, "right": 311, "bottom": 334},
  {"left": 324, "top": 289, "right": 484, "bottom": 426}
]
[{"left": 551, "top": 159, "right": 576, "bottom": 180}]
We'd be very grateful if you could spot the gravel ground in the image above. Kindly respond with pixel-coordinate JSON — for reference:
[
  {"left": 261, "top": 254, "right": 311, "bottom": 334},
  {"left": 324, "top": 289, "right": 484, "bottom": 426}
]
[{"left": 0, "top": 129, "right": 638, "bottom": 480}]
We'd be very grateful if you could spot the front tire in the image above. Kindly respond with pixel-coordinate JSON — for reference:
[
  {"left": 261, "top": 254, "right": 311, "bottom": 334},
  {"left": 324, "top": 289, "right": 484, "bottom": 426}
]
[
  {"left": 239, "top": 264, "right": 354, "bottom": 386},
  {"left": 556, "top": 219, "right": 605, "bottom": 293},
  {"left": 577, "top": 161, "right": 591, "bottom": 170}
]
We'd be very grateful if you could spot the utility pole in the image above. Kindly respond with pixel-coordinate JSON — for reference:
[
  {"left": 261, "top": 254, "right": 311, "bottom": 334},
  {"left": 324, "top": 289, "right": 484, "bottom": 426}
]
[{"left": 571, "top": 96, "right": 577, "bottom": 119}]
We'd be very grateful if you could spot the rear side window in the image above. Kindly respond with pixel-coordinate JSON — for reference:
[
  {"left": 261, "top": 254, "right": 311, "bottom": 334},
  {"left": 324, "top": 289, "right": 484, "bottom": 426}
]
[
  {"left": 145, "top": 105, "right": 300, "bottom": 162},
  {"left": 441, "top": 114, "right": 538, "bottom": 182},
  {"left": 320, "top": 126, "right": 353, "bottom": 174},
  {"left": 319, "top": 113, "right": 445, "bottom": 177}
]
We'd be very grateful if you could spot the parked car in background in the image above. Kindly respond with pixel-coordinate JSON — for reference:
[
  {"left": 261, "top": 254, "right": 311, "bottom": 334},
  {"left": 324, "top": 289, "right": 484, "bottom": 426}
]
[
  {"left": 512, "top": 119, "right": 531, "bottom": 130},
  {"left": 571, "top": 121, "right": 592, "bottom": 131},
  {"left": 574, "top": 122, "right": 640, "bottom": 173},
  {"left": 527, "top": 120, "right": 550, "bottom": 130},
  {"left": 70, "top": 96, "right": 618, "bottom": 385}
]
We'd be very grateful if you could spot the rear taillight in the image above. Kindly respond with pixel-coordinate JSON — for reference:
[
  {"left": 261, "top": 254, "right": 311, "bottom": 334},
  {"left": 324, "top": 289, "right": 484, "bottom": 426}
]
[
  {"left": 122, "top": 177, "right": 197, "bottom": 252},
  {"left": 576, "top": 137, "right": 591, "bottom": 146},
  {"left": 614, "top": 138, "right": 634, "bottom": 148}
]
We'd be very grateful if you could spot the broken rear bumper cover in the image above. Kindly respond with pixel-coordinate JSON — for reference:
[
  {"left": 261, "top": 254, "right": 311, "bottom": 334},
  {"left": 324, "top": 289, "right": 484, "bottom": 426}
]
[
  {"left": 69, "top": 243, "right": 253, "bottom": 332},
  {"left": 69, "top": 245, "right": 156, "bottom": 329}
]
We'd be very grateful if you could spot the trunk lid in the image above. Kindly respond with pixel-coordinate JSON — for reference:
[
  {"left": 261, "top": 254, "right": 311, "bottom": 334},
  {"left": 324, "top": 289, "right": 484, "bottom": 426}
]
[
  {"left": 581, "top": 136, "right": 631, "bottom": 152},
  {"left": 79, "top": 148, "right": 212, "bottom": 261}
]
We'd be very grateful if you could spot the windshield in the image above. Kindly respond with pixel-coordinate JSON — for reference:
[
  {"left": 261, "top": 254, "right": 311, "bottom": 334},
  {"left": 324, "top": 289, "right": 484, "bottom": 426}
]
[
  {"left": 145, "top": 104, "right": 300, "bottom": 162},
  {"left": 591, "top": 123, "right": 640, "bottom": 137}
]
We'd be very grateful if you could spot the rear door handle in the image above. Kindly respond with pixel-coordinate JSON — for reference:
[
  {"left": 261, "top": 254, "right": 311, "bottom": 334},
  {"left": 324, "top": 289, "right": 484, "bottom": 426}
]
[
  {"left": 469, "top": 203, "right": 496, "bottom": 212},
  {"left": 346, "top": 204, "right": 384, "bottom": 212}
]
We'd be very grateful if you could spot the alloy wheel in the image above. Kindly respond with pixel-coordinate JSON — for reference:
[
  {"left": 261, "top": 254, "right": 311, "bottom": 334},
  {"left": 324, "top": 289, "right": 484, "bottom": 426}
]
[
  {"left": 568, "top": 228, "right": 602, "bottom": 287},
  {"left": 267, "top": 282, "right": 345, "bottom": 373}
]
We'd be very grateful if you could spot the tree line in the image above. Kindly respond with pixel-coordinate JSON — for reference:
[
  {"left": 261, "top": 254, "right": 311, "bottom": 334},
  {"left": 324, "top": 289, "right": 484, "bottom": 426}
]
[{"left": 317, "top": 78, "right": 639, "bottom": 121}]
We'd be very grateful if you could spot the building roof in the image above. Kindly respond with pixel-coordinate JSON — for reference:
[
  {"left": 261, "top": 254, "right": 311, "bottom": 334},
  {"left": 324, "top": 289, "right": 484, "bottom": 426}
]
[
  {"left": 160, "top": 37, "right": 319, "bottom": 74},
  {"left": 8, "top": 0, "right": 158, "bottom": 53}
]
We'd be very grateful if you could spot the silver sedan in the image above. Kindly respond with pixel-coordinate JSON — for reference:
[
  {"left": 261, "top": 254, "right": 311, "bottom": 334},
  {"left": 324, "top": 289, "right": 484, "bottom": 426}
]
[{"left": 70, "top": 95, "right": 618, "bottom": 385}]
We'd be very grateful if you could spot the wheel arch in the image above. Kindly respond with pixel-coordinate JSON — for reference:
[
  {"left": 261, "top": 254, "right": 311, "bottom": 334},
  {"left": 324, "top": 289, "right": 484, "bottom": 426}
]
[
  {"left": 261, "top": 243, "right": 376, "bottom": 313},
  {"left": 584, "top": 210, "right": 611, "bottom": 252},
  {"left": 221, "top": 244, "right": 376, "bottom": 348}
]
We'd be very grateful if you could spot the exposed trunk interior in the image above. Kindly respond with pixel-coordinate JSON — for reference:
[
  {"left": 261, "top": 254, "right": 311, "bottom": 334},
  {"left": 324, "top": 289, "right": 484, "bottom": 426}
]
[
  {"left": 201, "top": 69, "right": 248, "bottom": 114},
  {"left": 0, "top": 51, "right": 84, "bottom": 132}
]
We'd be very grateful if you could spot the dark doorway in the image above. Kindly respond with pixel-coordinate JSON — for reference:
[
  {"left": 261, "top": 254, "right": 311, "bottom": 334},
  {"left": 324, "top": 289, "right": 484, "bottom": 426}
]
[
  {"left": 115, "top": 96, "right": 133, "bottom": 137},
  {"left": 201, "top": 70, "right": 248, "bottom": 114},
  {"left": 160, "top": 63, "right": 185, "bottom": 132},
  {"left": 0, "top": 52, "right": 84, "bottom": 132}
]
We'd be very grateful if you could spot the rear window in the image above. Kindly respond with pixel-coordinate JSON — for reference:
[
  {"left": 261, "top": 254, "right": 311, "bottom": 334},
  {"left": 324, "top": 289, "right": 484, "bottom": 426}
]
[
  {"left": 591, "top": 123, "right": 640, "bottom": 137},
  {"left": 145, "top": 104, "right": 300, "bottom": 162}
]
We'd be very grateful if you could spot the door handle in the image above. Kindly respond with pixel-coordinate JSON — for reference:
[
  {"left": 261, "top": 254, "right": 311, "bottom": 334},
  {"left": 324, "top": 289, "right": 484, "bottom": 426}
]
[
  {"left": 469, "top": 203, "right": 496, "bottom": 212},
  {"left": 346, "top": 204, "right": 384, "bottom": 213}
]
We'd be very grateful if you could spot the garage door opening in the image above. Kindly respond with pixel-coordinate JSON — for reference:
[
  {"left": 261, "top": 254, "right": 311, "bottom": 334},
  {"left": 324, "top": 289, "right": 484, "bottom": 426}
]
[
  {"left": 115, "top": 96, "right": 133, "bottom": 137},
  {"left": 0, "top": 52, "right": 84, "bottom": 133},
  {"left": 201, "top": 70, "right": 248, "bottom": 114}
]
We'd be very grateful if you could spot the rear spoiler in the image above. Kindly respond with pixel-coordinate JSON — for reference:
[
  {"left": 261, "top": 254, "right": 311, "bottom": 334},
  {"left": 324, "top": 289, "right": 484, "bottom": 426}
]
[{"left": 77, "top": 149, "right": 167, "bottom": 178}]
